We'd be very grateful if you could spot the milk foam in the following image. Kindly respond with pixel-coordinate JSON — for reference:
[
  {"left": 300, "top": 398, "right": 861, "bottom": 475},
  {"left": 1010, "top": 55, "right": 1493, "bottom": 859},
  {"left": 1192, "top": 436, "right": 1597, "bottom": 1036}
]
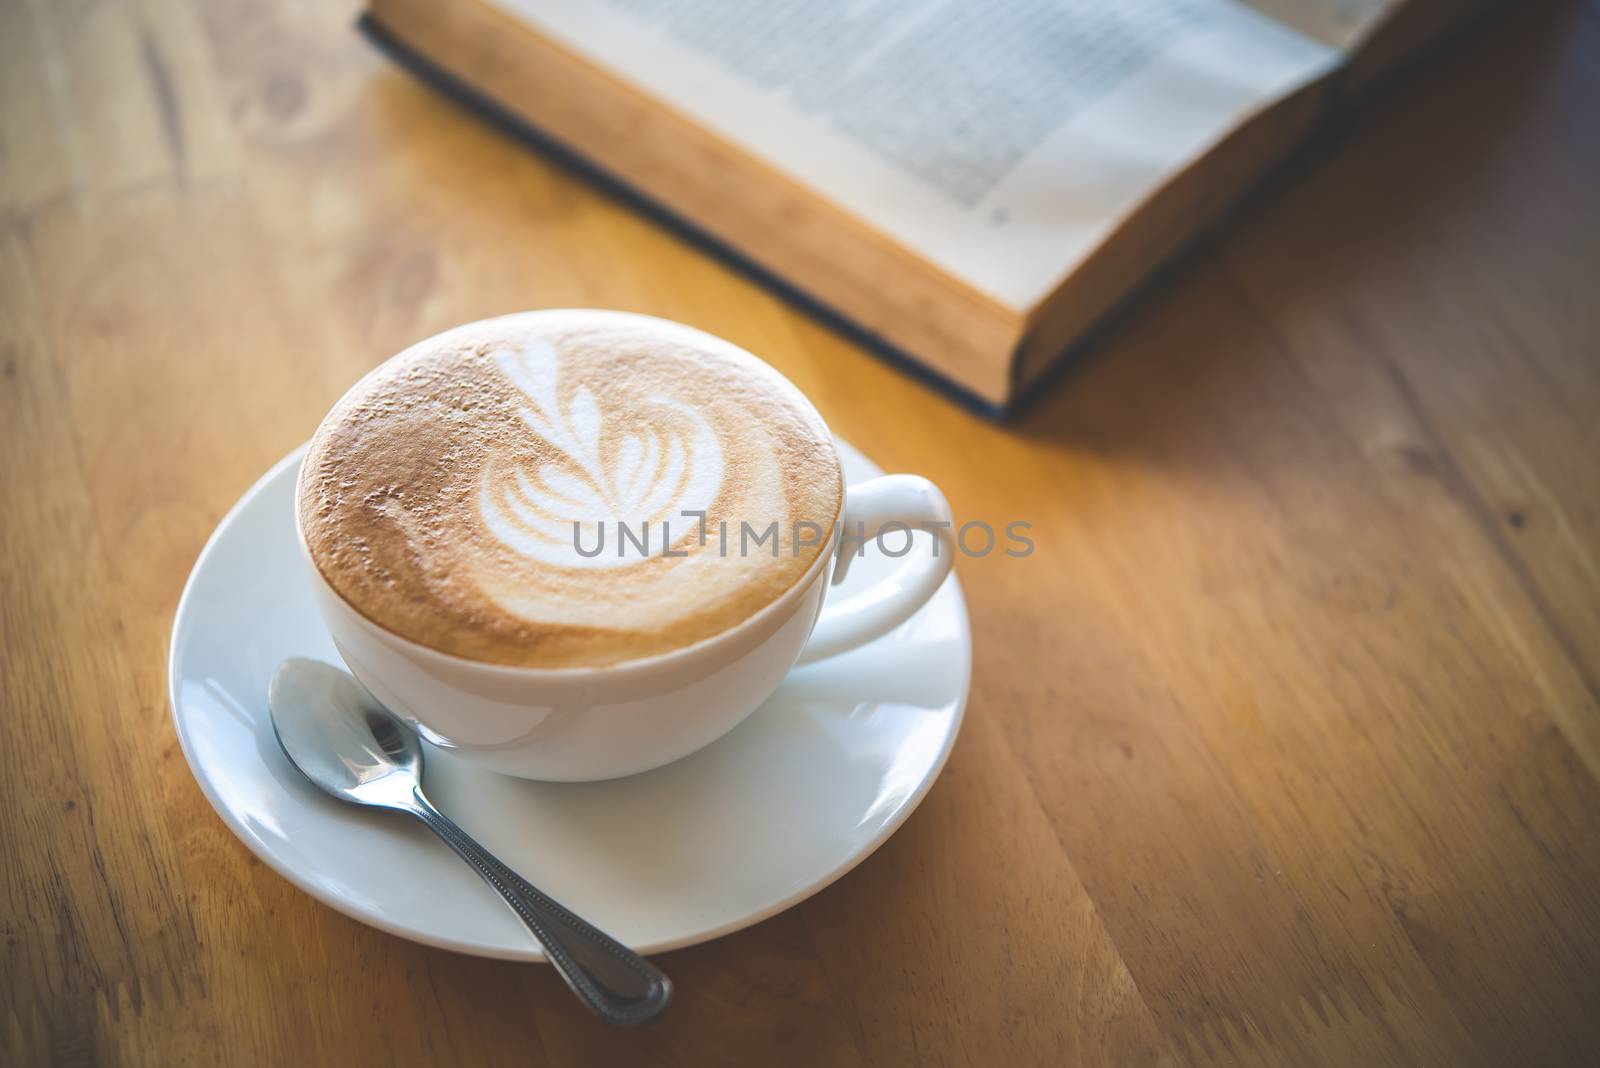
[
  {"left": 298, "top": 311, "right": 842, "bottom": 669},
  {"left": 478, "top": 339, "right": 724, "bottom": 570}
]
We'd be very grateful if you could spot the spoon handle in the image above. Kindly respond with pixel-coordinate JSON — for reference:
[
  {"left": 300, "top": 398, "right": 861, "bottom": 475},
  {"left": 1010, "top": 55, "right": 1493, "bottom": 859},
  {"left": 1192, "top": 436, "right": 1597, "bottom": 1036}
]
[{"left": 407, "top": 789, "right": 672, "bottom": 1027}]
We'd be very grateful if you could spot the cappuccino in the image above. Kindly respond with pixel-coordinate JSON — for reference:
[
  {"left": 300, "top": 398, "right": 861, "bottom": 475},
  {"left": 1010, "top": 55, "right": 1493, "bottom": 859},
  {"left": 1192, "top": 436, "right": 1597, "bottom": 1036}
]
[{"left": 298, "top": 311, "right": 843, "bottom": 669}]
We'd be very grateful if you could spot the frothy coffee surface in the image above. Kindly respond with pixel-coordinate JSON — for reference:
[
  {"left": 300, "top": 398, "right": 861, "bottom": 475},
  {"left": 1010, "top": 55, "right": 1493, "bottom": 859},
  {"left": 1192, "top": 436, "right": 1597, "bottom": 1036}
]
[{"left": 299, "top": 311, "right": 842, "bottom": 668}]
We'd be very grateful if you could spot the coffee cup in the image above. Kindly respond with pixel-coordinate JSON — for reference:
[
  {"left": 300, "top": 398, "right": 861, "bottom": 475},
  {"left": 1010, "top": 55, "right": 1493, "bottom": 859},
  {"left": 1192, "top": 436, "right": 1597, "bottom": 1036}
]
[{"left": 297, "top": 311, "right": 954, "bottom": 780}]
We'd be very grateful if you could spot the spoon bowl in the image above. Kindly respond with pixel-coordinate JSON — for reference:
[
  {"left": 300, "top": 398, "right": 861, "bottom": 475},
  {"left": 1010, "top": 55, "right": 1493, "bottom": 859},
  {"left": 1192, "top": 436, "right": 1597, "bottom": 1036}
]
[{"left": 270, "top": 658, "right": 423, "bottom": 809}]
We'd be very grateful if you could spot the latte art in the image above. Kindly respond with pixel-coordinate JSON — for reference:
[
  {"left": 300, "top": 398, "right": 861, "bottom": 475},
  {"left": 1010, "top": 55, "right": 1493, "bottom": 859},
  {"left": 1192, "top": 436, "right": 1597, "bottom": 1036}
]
[
  {"left": 478, "top": 340, "right": 724, "bottom": 569},
  {"left": 297, "top": 311, "right": 843, "bottom": 669}
]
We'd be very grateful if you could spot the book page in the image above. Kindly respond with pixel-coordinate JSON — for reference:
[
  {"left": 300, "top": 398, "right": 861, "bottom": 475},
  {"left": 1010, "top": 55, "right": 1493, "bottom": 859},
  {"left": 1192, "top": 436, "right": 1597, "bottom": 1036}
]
[
  {"left": 490, "top": 0, "right": 1338, "bottom": 309},
  {"left": 1239, "top": 0, "right": 1398, "bottom": 48}
]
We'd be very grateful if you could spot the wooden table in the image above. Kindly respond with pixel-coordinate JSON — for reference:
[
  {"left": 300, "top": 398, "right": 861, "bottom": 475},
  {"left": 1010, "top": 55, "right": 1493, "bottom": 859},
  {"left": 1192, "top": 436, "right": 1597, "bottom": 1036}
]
[{"left": 5, "top": 2, "right": 1598, "bottom": 1064}]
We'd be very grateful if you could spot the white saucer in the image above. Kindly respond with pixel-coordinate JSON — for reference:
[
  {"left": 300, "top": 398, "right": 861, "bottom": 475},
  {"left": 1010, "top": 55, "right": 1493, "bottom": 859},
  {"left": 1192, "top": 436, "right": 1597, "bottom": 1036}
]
[{"left": 169, "top": 440, "right": 970, "bottom": 961}]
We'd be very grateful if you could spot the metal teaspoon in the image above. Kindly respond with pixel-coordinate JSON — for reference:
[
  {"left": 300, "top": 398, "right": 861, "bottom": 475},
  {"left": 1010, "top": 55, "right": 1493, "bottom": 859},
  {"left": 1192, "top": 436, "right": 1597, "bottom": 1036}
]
[{"left": 268, "top": 658, "right": 672, "bottom": 1027}]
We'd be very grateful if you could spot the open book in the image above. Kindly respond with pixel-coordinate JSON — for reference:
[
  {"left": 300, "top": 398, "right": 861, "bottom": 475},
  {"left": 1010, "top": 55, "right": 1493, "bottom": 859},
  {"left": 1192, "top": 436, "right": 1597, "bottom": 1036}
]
[{"left": 364, "top": 0, "right": 1486, "bottom": 411}]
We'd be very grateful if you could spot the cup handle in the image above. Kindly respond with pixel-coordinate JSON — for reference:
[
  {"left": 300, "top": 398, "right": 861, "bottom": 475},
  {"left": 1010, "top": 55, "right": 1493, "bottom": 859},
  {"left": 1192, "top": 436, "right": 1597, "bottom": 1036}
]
[{"left": 796, "top": 475, "right": 956, "bottom": 666}]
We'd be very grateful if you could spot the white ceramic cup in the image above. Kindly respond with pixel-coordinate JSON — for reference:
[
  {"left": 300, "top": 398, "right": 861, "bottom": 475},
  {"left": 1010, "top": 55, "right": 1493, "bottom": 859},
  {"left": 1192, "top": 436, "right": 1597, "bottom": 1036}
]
[{"left": 299, "top": 395, "right": 955, "bottom": 782}]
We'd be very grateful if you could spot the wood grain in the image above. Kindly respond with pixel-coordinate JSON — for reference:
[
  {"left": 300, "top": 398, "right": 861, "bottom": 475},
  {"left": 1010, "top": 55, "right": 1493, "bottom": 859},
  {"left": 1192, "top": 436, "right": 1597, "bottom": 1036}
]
[{"left": 3, "top": 1, "right": 1598, "bottom": 1064}]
